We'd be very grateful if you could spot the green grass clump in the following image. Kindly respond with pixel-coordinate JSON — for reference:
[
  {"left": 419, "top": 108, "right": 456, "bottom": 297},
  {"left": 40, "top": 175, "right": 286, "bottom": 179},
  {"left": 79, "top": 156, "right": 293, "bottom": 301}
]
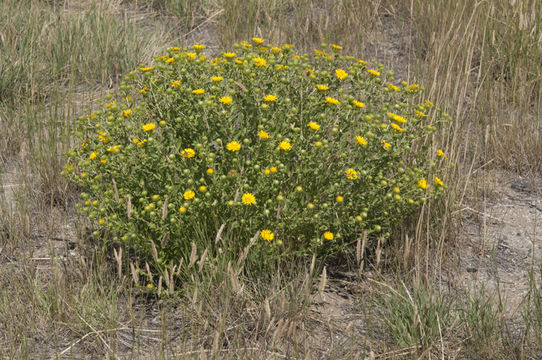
[
  {"left": 64, "top": 39, "right": 449, "bottom": 281},
  {"left": 381, "top": 282, "right": 454, "bottom": 352}
]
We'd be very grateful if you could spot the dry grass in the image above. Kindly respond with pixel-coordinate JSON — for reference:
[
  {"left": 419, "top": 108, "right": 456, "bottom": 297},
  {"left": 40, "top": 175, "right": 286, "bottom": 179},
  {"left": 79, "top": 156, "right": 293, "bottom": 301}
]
[{"left": 1, "top": 0, "right": 541, "bottom": 358}]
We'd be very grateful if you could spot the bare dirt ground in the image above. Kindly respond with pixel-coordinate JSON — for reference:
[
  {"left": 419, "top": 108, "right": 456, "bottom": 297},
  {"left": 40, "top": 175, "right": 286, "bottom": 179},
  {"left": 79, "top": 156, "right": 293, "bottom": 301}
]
[{"left": 453, "top": 170, "right": 542, "bottom": 316}]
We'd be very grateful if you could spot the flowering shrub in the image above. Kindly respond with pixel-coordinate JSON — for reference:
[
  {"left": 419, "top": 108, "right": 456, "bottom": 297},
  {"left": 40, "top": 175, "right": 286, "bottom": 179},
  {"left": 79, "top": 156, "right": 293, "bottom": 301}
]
[{"left": 64, "top": 39, "right": 448, "bottom": 278}]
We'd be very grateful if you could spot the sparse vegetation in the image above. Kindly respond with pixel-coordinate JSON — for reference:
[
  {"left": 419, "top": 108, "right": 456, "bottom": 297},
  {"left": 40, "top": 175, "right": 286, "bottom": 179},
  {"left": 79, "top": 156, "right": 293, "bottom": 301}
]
[{"left": 1, "top": 0, "right": 541, "bottom": 358}]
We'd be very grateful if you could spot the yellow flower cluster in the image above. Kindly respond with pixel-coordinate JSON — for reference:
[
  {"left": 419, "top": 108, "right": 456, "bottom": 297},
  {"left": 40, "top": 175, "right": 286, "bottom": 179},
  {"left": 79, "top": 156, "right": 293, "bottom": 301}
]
[{"left": 68, "top": 39, "right": 448, "bottom": 277}]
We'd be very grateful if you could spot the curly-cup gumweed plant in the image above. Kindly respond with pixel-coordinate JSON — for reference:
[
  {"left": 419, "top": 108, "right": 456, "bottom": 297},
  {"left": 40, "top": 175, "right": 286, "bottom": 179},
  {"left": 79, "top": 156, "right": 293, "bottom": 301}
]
[{"left": 64, "top": 38, "right": 449, "bottom": 283}]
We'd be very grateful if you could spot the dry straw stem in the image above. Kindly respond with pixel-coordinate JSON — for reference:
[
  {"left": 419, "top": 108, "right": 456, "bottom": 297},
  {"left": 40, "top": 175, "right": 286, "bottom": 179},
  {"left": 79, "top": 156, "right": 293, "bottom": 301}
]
[{"left": 60, "top": 297, "right": 119, "bottom": 359}]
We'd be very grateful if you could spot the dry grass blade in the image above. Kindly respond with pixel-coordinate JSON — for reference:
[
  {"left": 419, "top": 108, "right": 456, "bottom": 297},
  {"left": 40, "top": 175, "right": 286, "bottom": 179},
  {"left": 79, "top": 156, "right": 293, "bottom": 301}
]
[
  {"left": 215, "top": 223, "right": 225, "bottom": 244},
  {"left": 235, "top": 231, "right": 259, "bottom": 273},
  {"left": 60, "top": 298, "right": 119, "bottom": 360},
  {"left": 188, "top": 242, "right": 198, "bottom": 268}
]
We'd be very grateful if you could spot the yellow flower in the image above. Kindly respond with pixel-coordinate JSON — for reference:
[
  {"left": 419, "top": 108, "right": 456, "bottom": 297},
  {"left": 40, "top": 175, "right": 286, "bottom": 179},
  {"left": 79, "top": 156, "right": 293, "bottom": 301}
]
[
  {"left": 171, "top": 80, "right": 182, "bottom": 87},
  {"left": 307, "top": 122, "right": 320, "bottom": 130},
  {"left": 252, "top": 37, "right": 265, "bottom": 45},
  {"left": 270, "top": 166, "right": 277, "bottom": 173},
  {"left": 264, "top": 94, "right": 277, "bottom": 102},
  {"left": 325, "top": 97, "right": 340, "bottom": 105},
  {"left": 165, "top": 57, "right": 175, "bottom": 63},
  {"left": 346, "top": 168, "right": 358, "bottom": 180},
  {"left": 271, "top": 46, "right": 282, "bottom": 53},
  {"left": 186, "top": 52, "right": 197, "bottom": 60},
  {"left": 417, "top": 179, "right": 428, "bottom": 190},
  {"left": 167, "top": 47, "right": 180, "bottom": 51},
  {"left": 211, "top": 76, "right": 224, "bottom": 82},
  {"left": 335, "top": 69, "right": 348, "bottom": 80},
  {"left": 226, "top": 141, "right": 241, "bottom": 152},
  {"left": 260, "top": 229, "right": 274, "bottom": 241},
  {"left": 315, "top": 141, "right": 323, "bottom": 147},
  {"left": 281, "top": 43, "right": 294, "bottom": 49},
  {"left": 331, "top": 44, "right": 343, "bottom": 50},
  {"left": 182, "top": 148, "right": 196, "bottom": 158},
  {"left": 207, "top": 168, "right": 214, "bottom": 175},
  {"left": 106, "top": 145, "right": 119, "bottom": 152},
  {"left": 316, "top": 84, "right": 329, "bottom": 91},
  {"left": 414, "top": 110, "right": 427, "bottom": 117},
  {"left": 434, "top": 176, "right": 444, "bottom": 186},
  {"left": 437, "top": 149, "right": 447, "bottom": 159},
  {"left": 382, "top": 141, "right": 392, "bottom": 150},
  {"left": 324, "top": 232, "right": 334, "bottom": 240},
  {"left": 279, "top": 141, "right": 291, "bottom": 151},
  {"left": 121, "top": 109, "right": 132, "bottom": 117},
  {"left": 142, "top": 123, "right": 156, "bottom": 132},
  {"left": 387, "top": 112, "right": 407, "bottom": 123},
  {"left": 264, "top": 169, "right": 271, "bottom": 175},
  {"left": 89, "top": 152, "right": 97, "bottom": 160},
  {"left": 356, "top": 136, "right": 367, "bottom": 146},
  {"left": 179, "top": 206, "right": 187, "bottom": 213},
  {"left": 387, "top": 83, "right": 399, "bottom": 91},
  {"left": 314, "top": 49, "right": 326, "bottom": 56},
  {"left": 223, "top": 52, "right": 237, "bottom": 58},
  {"left": 391, "top": 123, "right": 405, "bottom": 132},
  {"left": 425, "top": 100, "right": 434, "bottom": 107},
  {"left": 147, "top": 283, "right": 154, "bottom": 289},
  {"left": 352, "top": 100, "right": 365, "bottom": 108},
  {"left": 199, "top": 185, "right": 207, "bottom": 192},
  {"left": 258, "top": 130, "right": 270, "bottom": 139},
  {"left": 252, "top": 57, "right": 267, "bottom": 67},
  {"left": 242, "top": 193, "right": 256, "bottom": 205},
  {"left": 407, "top": 84, "right": 420, "bottom": 91},
  {"left": 98, "top": 132, "right": 109, "bottom": 143},
  {"left": 193, "top": 43, "right": 206, "bottom": 50},
  {"left": 192, "top": 88, "right": 205, "bottom": 95},
  {"left": 184, "top": 190, "right": 195, "bottom": 200},
  {"left": 99, "top": 219, "right": 105, "bottom": 225},
  {"left": 367, "top": 69, "right": 380, "bottom": 76},
  {"left": 139, "top": 66, "right": 154, "bottom": 72},
  {"left": 100, "top": 159, "right": 107, "bottom": 164},
  {"left": 336, "top": 195, "right": 344, "bottom": 203},
  {"left": 139, "top": 87, "right": 148, "bottom": 94},
  {"left": 219, "top": 96, "right": 233, "bottom": 105}
]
